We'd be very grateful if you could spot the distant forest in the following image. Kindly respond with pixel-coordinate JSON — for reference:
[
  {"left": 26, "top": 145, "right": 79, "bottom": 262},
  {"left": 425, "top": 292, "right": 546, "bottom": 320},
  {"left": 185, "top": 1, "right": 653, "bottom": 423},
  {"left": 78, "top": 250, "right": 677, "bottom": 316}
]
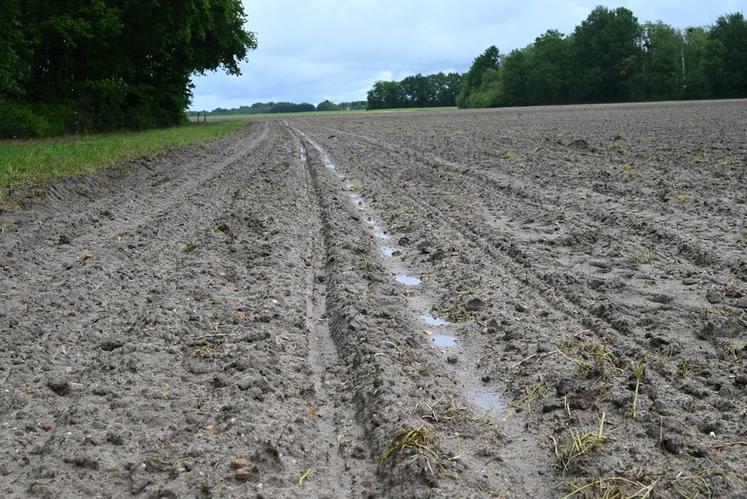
[
  {"left": 365, "top": 8, "right": 747, "bottom": 110},
  {"left": 190, "top": 100, "right": 367, "bottom": 116},
  {"left": 456, "top": 7, "right": 747, "bottom": 108},
  {"left": 366, "top": 72, "right": 465, "bottom": 109}
]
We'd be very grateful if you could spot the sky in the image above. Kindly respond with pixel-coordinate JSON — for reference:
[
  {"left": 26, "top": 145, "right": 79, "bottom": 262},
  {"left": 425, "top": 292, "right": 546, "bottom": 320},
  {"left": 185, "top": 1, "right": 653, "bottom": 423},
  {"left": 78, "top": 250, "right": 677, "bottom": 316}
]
[{"left": 189, "top": 0, "right": 745, "bottom": 110}]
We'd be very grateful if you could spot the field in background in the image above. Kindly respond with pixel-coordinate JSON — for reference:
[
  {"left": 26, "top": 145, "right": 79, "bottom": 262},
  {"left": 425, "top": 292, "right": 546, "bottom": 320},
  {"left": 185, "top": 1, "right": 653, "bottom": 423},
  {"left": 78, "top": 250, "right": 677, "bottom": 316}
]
[
  {"left": 188, "top": 106, "right": 458, "bottom": 122},
  {"left": 0, "top": 121, "right": 245, "bottom": 198}
]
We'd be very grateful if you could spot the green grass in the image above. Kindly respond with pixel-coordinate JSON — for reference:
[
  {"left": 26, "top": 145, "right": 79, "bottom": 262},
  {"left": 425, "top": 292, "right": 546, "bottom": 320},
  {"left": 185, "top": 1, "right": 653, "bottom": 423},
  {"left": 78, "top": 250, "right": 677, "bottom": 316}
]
[{"left": 0, "top": 121, "right": 245, "bottom": 199}]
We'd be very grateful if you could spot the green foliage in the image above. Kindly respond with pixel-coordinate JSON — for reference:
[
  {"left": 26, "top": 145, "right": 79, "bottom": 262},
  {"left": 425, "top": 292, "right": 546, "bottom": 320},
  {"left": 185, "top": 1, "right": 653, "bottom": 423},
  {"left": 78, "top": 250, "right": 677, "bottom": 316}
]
[
  {"left": 316, "top": 100, "right": 340, "bottom": 111},
  {"left": 198, "top": 102, "right": 316, "bottom": 115},
  {"left": 0, "top": 121, "right": 245, "bottom": 194},
  {"left": 367, "top": 72, "right": 464, "bottom": 110},
  {"left": 0, "top": 0, "right": 257, "bottom": 138},
  {"left": 457, "top": 46, "right": 501, "bottom": 107},
  {"left": 457, "top": 8, "right": 747, "bottom": 109}
]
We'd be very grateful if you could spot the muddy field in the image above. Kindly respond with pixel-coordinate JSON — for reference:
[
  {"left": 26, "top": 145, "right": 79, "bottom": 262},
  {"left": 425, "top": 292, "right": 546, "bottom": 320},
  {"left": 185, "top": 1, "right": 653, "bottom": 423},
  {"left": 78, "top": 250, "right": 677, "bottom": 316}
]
[{"left": 1, "top": 100, "right": 746, "bottom": 498}]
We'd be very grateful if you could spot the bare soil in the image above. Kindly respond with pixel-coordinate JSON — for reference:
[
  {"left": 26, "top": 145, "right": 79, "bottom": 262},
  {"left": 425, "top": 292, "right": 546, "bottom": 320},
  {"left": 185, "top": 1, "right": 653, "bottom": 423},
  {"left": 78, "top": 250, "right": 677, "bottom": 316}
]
[{"left": 1, "top": 100, "right": 745, "bottom": 498}]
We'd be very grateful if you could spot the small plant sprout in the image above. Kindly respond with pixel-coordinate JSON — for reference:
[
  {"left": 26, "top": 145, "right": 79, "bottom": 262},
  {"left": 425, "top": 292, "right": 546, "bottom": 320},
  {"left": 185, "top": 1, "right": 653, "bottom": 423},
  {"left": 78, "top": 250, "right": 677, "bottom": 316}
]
[
  {"left": 673, "top": 193, "right": 690, "bottom": 204},
  {"left": 511, "top": 377, "right": 549, "bottom": 409},
  {"left": 631, "top": 354, "right": 649, "bottom": 419},
  {"left": 298, "top": 468, "right": 312, "bottom": 485}
]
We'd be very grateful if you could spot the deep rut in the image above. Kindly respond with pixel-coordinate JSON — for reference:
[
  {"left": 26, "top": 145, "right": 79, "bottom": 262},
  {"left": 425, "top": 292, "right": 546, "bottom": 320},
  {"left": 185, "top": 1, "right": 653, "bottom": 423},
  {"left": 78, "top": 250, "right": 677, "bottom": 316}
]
[{"left": 297, "top": 134, "right": 377, "bottom": 497}]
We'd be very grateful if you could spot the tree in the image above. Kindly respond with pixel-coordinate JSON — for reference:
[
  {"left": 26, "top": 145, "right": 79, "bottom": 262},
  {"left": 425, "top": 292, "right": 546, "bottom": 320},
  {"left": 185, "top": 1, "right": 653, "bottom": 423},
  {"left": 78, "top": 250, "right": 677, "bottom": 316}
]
[
  {"left": 704, "top": 13, "right": 747, "bottom": 97},
  {"left": 525, "top": 30, "right": 573, "bottom": 105},
  {"left": 316, "top": 100, "right": 340, "bottom": 111},
  {"left": 571, "top": 6, "right": 642, "bottom": 102},
  {"left": 457, "top": 46, "right": 500, "bottom": 107},
  {"left": 0, "top": 0, "right": 257, "bottom": 137},
  {"left": 682, "top": 27, "right": 709, "bottom": 98},
  {"left": 637, "top": 22, "right": 683, "bottom": 100},
  {"left": 367, "top": 80, "right": 405, "bottom": 109}
]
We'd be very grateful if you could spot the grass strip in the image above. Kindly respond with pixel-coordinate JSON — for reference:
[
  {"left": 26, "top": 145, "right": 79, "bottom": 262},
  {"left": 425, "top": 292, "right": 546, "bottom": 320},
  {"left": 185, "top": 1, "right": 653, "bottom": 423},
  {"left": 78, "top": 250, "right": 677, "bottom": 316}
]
[{"left": 0, "top": 120, "right": 246, "bottom": 197}]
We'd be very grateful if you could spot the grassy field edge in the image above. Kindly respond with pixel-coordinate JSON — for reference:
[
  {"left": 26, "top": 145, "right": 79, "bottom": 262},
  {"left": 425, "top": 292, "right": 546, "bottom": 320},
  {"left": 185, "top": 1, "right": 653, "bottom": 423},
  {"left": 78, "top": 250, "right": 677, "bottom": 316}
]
[{"left": 0, "top": 120, "right": 247, "bottom": 201}]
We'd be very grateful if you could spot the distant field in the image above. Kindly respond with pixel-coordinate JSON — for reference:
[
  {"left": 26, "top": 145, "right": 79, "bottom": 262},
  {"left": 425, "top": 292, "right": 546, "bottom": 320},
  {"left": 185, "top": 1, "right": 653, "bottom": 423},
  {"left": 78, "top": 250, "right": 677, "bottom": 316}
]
[
  {"left": 188, "top": 106, "right": 458, "bottom": 122},
  {"left": 0, "top": 121, "right": 245, "bottom": 199}
]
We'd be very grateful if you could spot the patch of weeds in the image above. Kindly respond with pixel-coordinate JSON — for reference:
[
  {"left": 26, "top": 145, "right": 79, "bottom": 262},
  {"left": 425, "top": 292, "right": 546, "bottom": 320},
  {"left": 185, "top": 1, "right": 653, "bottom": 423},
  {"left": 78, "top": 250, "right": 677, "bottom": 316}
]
[
  {"left": 562, "top": 475, "right": 656, "bottom": 498},
  {"left": 556, "top": 339, "right": 621, "bottom": 380},
  {"left": 212, "top": 223, "right": 231, "bottom": 235},
  {"left": 439, "top": 303, "right": 473, "bottom": 322},
  {"left": 620, "top": 162, "right": 636, "bottom": 177},
  {"left": 691, "top": 155, "right": 704, "bottom": 165},
  {"left": 553, "top": 412, "right": 609, "bottom": 475},
  {"left": 612, "top": 133, "right": 625, "bottom": 141},
  {"left": 740, "top": 233, "right": 747, "bottom": 246},
  {"left": 723, "top": 342, "right": 741, "bottom": 363},
  {"left": 511, "top": 377, "right": 549, "bottom": 409},
  {"left": 192, "top": 345, "right": 216, "bottom": 358},
  {"left": 672, "top": 193, "right": 690, "bottom": 204},
  {"left": 389, "top": 206, "right": 412, "bottom": 221},
  {"left": 348, "top": 177, "right": 364, "bottom": 193},
  {"left": 671, "top": 467, "right": 731, "bottom": 498},
  {"left": 416, "top": 395, "right": 466, "bottom": 423},
  {"left": 183, "top": 241, "right": 198, "bottom": 253},
  {"left": 676, "top": 360, "right": 699, "bottom": 378},
  {"left": 503, "top": 151, "right": 516, "bottom": 161},
  {"left": 356, "top": 257, "right": 374, "bottom": 272},
  {"left": 628, "top": 247, "right": 654, "bottom": 265},
  {"left": 379, "top": 426, "right": 442, "bottom": 476},
  {"left": 631, "top": 353, "right": 649, "bottom": 419}
]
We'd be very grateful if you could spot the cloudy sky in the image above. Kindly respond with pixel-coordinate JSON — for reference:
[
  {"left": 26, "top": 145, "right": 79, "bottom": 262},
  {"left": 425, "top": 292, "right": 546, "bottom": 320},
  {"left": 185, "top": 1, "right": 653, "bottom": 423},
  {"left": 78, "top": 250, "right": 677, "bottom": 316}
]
[{"left": 189, "top": 0, "right": 744, "bottom": 110}]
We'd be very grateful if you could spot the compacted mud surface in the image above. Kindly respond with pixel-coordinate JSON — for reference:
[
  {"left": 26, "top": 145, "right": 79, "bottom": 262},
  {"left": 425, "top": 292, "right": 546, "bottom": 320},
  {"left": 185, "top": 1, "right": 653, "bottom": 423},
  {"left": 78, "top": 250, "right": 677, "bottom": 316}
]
[{"left": 1, "top": 101, "right": 746, "bottom": 498}]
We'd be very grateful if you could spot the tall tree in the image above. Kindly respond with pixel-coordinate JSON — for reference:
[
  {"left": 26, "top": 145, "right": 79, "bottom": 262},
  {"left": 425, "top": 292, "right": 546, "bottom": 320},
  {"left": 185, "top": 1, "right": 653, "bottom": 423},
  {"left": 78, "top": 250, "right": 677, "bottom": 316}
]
[
  {"left": 705, "top": 13, "right": 747, "bottom": 97},
  {"left": 457, "top": 46, "right": 500, "bottom": 107},
  {"left": 637, "top": 22, "right": 683, "bottom": 100},
  {"left": 1, "top": 0, "right": 256, "bottom": 137},
  {"left": 571, "top": 6, "right": 642, "bottom": 102},
  {"left": 525, "top": 30, "right": 573, "bottom": 105}
]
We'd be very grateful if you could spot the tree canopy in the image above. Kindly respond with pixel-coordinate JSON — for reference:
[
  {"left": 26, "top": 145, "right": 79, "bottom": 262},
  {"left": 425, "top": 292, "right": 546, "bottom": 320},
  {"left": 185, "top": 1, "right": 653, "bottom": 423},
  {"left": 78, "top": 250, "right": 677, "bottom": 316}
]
[
  {"left": 0, "top": 0, "right": 256, "bottom": 137},
  {"left": 458, "top": 7, "right": 747, "bottom": 108},
  {"left": 367, "top": 72, "right": 464, "bottom": 110}
]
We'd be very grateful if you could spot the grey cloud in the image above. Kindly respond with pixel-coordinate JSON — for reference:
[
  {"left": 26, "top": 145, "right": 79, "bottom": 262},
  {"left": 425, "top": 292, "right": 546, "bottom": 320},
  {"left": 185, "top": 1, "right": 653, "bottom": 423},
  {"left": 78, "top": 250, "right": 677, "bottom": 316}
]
[{"left": 190, "top": 0, "right": 743, "bottom": 110}]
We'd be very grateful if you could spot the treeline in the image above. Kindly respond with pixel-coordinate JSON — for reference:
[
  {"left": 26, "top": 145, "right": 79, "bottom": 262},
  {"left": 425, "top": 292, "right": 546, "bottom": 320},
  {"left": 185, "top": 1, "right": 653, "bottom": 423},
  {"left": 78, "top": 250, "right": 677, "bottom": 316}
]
[
  {"left": 189, "top": 100, "right": 367, "bottom": 116},
  {"left": 0, "top": 0, "right": 256, "bottom": 138},
  {"left": 367, "top": 72, "right": 464, "bottom": 110},
  {"left": 459, "top": 7, "right": 747, "bottom": 108}
]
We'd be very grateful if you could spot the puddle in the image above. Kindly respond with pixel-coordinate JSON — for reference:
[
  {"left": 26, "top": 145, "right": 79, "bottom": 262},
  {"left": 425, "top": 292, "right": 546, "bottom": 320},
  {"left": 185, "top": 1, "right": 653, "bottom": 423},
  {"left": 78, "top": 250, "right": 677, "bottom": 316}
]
[
  {"left": 421, "top": 314, "right": 448, "bottom": 326},
  {"left": 323, "top": 157, "right": 336, "bottom": 170},
  {"left": 293, "top": 126, "right": 507, "bottom": 417},
  {"left": 395, "top": 274, "right": 421, "bottom": 286},
  {"left": 382, "top": 246, "right": 396, "bottom": 257},
  {"left": 431, "top": 334, "right": 457, "bottom": 348},
  {"left": 350, "top": 193, "right": 366, "bottom": 208},
  {"left": 472, "top": 390, "right": 506, "bottom": 413}
]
